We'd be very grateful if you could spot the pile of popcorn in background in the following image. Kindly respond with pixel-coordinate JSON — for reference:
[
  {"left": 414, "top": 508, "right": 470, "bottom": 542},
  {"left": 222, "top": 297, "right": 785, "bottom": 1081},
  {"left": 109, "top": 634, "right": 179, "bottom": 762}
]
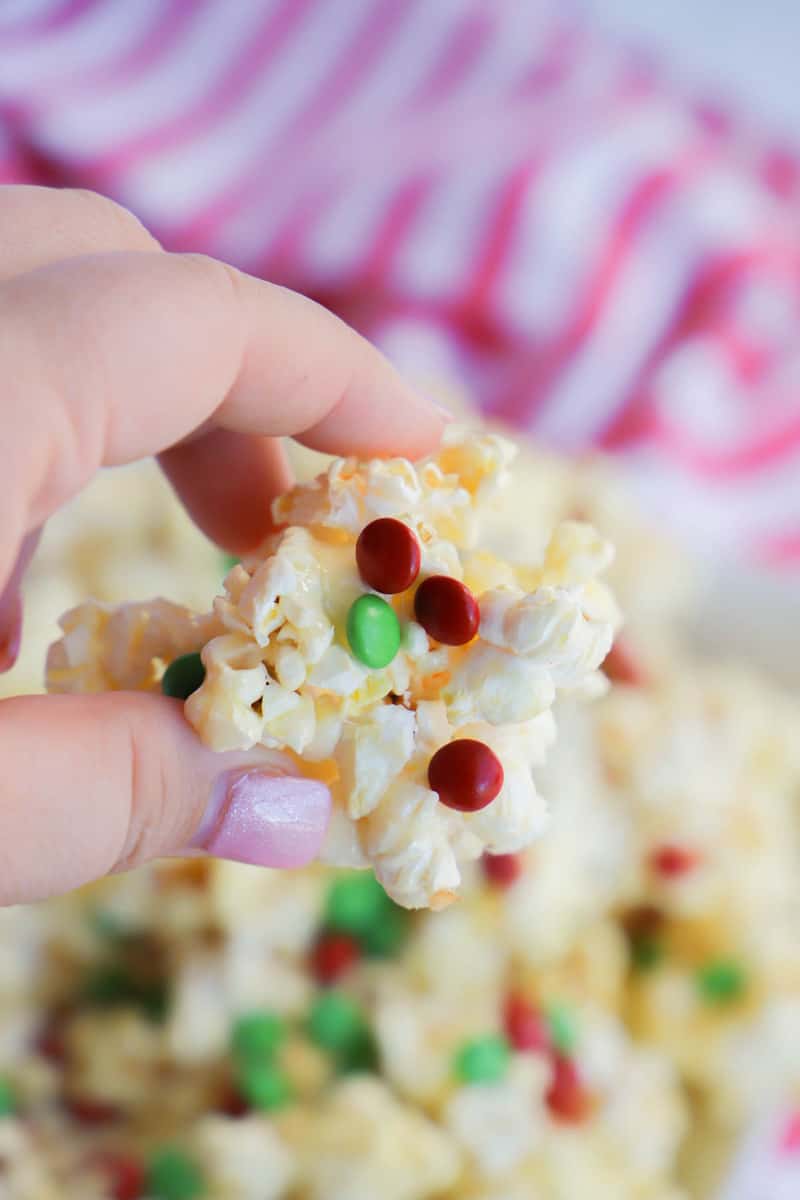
[{"left": 2, "top": 406, "right": 800, "bottom": 1200}]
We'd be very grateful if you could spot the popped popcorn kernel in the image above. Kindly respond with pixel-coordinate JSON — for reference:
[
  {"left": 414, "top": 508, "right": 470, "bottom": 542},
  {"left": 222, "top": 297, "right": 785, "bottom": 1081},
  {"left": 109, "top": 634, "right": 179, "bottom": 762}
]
[{"left": 47, "top": 429, "right": 618, "bottom": 908}]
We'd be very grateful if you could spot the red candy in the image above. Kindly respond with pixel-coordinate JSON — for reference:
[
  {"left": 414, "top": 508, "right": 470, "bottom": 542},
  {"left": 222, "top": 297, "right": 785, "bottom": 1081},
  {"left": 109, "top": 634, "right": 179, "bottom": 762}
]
[
  {"left": 90, "top": 1152, "right": 146, "bottom": 1200},
  {"left": 545, "top": 1054, "right": 592, "bottom": 1123},
  {"left": 650, "top": 845, "right": 700, "bottom": 877},
  {"left": 311, "top": 932, "right": 361, "bottom": 985},
  {"left": 413, "top": 575, "right": 479, "bottom": 645},
  {"left": 602, "top": 638, "right": 646, "bottom": 686},
  {"left": 65, "top": 1096, "right": 121, "bottom": 1125},
  {"left": 217, "top": 1083, "right": 249, "bottom": 1118},
  {"left": 483, "top": 852, "right": 522, "bottom": 888},
  {"left": 356, "top": 518, "right": 421, "bottom": 594},
  {"left": 428, "top": 740, "right": 504, "bottom": 813},
  {"left": 503, "top": 994, "right": 549, "bottom": 1053},
  {"left": 35, "top": 1019, "right": 67, "bottom": 1064}
]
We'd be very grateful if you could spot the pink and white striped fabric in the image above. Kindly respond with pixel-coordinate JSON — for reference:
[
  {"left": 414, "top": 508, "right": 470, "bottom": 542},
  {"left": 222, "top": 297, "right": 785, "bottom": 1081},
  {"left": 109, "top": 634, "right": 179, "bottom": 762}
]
[{"left": 2, "top": 0, "right": 800, "bottom": 567}]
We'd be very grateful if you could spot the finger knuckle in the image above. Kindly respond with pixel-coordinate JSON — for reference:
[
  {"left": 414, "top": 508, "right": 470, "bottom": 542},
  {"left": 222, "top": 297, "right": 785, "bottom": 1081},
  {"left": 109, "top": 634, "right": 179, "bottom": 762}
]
[
  {"left": 66, "top": 188, "right": 161, "bottom": 252},
  {"left": 116, "top": 701, "right": 173, "bottom": 871}
]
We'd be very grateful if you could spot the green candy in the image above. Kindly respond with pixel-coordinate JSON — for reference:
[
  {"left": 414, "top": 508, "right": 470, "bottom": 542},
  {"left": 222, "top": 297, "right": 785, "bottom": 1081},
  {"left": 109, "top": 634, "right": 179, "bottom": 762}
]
[
  {"left": 0, "top": 1079, "right": 17, "bottom": 1117},
  {"left": 547, "top": 1004, "right": 578, "bottom": 1055},
  {"left": 308, "top": 991, "right": 368, "bottom": 1053},
  {"left": 237, "top": 1062, "right": 293, "bottom": 1111},
  {"left": 81, "top": 963, "right": 167, "bottom": 1022},
  {"left": 221, "top": 553, "right": 240, "bottom": 573},
  {"left": 325, "top": 872, "right": 391, "bottom": 938},
  {"left": 81, "top": 963, "right": 138, "bottom": 1006},
  {"left": 346, "top": 594, "right": 401, "bottom": 669},
  {"left": 361, "top": 904, "right": 411, "bottom": 958},
  {"left": 696, "top": 959, "right": 747, "bottom": 1004},
  {"left": 148, "top": 1147, "right": 205, "bottom": 1200},
  {"left": 231, "top": 1011, "right": 287, "bottom": 1063},
  {"left": 454, "top": 1035, "right": 511, "bottom": 1084},
  {"left": 631, "top": 936, "right": 664, "bottom": 971},
  {"left": 161, "top": 652, "right": 206, "bottom": 701},
  {"left": 337, "top": 1030, "right": 379, "bottom": 1075}
]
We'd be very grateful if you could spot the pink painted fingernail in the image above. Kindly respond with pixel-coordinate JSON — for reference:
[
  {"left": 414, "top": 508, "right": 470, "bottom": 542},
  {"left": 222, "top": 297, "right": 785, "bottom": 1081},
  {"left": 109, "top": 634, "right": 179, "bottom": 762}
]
[{"left": 191, "top": 769, "right": 331, "bottom": 868}]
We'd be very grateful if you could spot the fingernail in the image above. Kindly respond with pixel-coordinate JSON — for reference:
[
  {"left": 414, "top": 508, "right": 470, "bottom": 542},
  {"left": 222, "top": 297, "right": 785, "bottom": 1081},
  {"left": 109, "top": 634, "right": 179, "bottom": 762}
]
[
  {"left": 191, "top": 769, "right": 331, "bottom": 868},
  {"left": 0, "top": 595, "right": 22, "bottom": 673}
]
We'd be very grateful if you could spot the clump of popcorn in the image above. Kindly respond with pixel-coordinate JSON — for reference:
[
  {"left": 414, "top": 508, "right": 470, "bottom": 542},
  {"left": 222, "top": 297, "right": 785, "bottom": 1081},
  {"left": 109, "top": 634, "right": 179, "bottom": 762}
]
[{"left": 47, "top": 429, "right": 618, "bottom": 909}]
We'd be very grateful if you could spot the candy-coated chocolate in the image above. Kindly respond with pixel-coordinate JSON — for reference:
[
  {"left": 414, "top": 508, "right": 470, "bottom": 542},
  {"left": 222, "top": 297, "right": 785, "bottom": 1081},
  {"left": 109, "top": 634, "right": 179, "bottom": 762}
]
[
  {"left": 325, "top": 872, "right": 391, "bottom": 937},
  {"left": 237, "top": 1061, "right": 293, "bottom": 1112},
  {"left": 0, "top": 1078, "right": 15, "bottom": 1117},
  {"left": 696, "top": 959, "right": 747, "bottom": 1004},
  {"left": 231, "top": 1011, "right": 287, "bottom": 1062},
  {"left": 428, "top": 739, "right": 504, "bottom": 812},
  {"left": 65, "top": 1096, "right": 120, "bottom": 1125},
  {"left": 160, "top": 652, "right": 206, "bottom": 700},
  {"left": 147, "top": 1147, "right": 204, "bottom": 1200},
  {"left": 503, "top": 994, "right": 549, "bottom": 1053},
  {"left": 630, "top": 935, "right": 664, "bottom": 971},
  {"left": 308, "top": 991, "right": 368, "bottom": 1053},
  {"left": 356, "top": 518, "right": 421, "bottom": 594},
  {"left": 482, "top": 851, "right": 522, "bottom": 888},
  {"left": 454, "top": 1034, "right": 510, "bottom": 1084},
  {"left": 346, "top": 594, "right": 401, "bottom": 668},
  {"left": 413, "top": 575, "right": 479, "bottom": 645},
  {"left": 361, "top": 904, "right": 410, "bottom": 958},
  {"left": 545, "top": 1055, "right": 592, "bottom": 1123},
  {"left": 91, "top": 1152, "right": 146, "bottom": 1200},
  {"left": 547, "top": 1004, "right": 578, "bottom": 1055},
  {"left": 650, "top": 845, "right": 700, "bottom": 877},
  {"left": 602, "top": 637, "right": 646, "bottom": 686},
  {"left": 311, "top": 932, "right": 361, "bottom": 985}
]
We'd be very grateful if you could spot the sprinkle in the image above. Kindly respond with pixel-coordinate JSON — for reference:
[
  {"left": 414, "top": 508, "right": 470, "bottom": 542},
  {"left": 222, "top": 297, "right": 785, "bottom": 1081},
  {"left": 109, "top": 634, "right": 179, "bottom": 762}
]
[
  {"left": 428, "top": 739, "right": 504, "bottom": 813},
  {"left": 311, "top": 932, "right": 361, "bottom": 985},
  {"left": 503, "top": 994, "right": 549, "bottom": 1053},
  {"left": 346, "top": 594, "right": 401, "bottom": 668},
  {"left": 160, "top": 652, "right": 206, "bottom": 700},
  {"left": 454, "top": 1035, "right": 511, "bottom": 1084},
  {"left": 482, "top": 852, "right": 522, "bottom": 888},
  {"left": 231, "top": 1011, "right": 287, "bottom": 1063},
  {"left": 696, "top": 959, "right": 747, "bottom": 1004},
  {"left": 221, "top": 553, "right": 240, "bottom": 573},
  {"left": 147, "top": 1147, "right": 204, "bottom": 1200}
]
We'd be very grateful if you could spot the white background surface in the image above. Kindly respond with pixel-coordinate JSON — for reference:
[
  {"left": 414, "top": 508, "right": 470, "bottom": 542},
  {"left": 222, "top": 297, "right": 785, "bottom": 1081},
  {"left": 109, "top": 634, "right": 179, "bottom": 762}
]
[
  {"left": 580, "top": 0, "right": 800, "bottom": 145},
  {"left": 578, "top": 2, "right": 800, "bottom": 685}
]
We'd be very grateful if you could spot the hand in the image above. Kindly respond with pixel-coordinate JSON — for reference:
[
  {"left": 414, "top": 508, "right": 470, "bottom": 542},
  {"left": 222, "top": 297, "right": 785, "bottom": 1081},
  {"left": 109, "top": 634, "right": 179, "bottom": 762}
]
[{"left": 0, "top": 186, "right": 447, "bottom": 905}]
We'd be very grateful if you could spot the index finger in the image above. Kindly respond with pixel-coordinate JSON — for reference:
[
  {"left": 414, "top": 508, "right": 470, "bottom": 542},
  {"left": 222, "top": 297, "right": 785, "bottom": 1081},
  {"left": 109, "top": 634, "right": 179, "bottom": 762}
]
[{"left": 0, "top": 250, "right": 446, "bottom": 578}]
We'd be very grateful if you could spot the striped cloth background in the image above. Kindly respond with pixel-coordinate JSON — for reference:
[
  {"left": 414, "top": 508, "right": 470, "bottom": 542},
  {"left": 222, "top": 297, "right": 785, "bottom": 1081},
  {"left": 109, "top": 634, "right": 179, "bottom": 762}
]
[{"left": 2, "top": 0, "right": 800, "bottom": 568}]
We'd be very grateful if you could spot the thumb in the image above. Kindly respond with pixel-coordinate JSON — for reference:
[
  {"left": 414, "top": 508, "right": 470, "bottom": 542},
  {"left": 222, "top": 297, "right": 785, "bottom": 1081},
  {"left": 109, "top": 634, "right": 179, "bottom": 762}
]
[{"left": 0, "top": 692, "right": 331, "bottom": 905}]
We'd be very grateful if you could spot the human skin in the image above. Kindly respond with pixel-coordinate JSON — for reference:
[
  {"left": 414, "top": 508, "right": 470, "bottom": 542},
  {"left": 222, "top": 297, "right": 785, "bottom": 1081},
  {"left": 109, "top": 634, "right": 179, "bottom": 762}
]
[{"left": 0, "top": 186, "right": 447, "bottom": 905}]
